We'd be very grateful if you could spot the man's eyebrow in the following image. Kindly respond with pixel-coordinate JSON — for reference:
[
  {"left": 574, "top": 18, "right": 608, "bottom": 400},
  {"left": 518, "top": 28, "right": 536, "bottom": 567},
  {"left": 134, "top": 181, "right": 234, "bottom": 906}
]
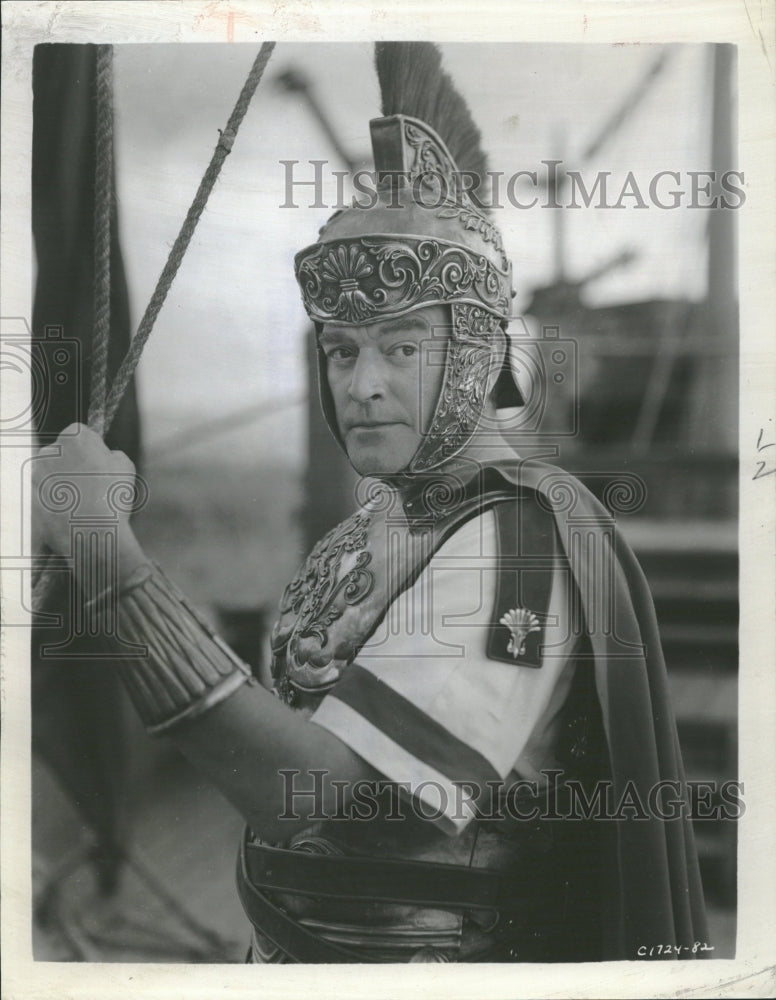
[
  {"left": 379, "top": 315, "right": 435, "bottom": 336},
  {"left": 319, "top": 314, "right": 444, "bottom": 344},
  {"left": 318, "top": 327, "right": 354, "bottom": 345}
]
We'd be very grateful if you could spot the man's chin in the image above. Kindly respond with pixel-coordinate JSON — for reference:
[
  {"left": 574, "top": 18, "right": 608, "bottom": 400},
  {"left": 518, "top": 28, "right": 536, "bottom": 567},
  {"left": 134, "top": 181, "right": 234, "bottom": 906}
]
[
  {"left": 343, "top": 426, "right": 417, "bottom": 477},
  {"left": 345, "top": 444, "right": 412, "bottom": 477},
  {"left": 347, "top": 454, "right": 408, "bottom": 477}
]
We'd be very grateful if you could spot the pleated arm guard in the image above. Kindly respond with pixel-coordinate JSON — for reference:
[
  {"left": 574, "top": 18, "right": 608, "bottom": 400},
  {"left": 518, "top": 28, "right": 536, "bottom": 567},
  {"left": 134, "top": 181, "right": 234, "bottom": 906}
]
[{"left": 110, "top": 562, "right": 254, "bottom": 734}]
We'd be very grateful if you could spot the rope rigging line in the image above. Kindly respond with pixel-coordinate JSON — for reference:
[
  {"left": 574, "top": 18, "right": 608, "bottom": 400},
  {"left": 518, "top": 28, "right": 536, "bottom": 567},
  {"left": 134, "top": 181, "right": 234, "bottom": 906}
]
[
  {"left": 32, "top": 41, "right": 276, "bottom": 612},
  {"left": 87, "top": 45, "right": 114, "bottom": 437},
  {"left": 102, "top": 40, "right": 276, "bottom": 433}
]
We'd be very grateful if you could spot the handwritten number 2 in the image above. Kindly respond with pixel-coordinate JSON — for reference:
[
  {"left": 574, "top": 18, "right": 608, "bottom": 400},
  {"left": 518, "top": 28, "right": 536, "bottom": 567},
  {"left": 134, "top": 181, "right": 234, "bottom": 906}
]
[{"left": 753, "top": 427, "right": 776, "bottom": 479}]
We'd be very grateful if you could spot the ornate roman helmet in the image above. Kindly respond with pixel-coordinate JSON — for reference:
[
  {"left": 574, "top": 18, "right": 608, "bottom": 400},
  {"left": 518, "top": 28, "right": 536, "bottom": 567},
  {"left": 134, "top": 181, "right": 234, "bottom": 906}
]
[{"left": 294, "top": 43, "right": 521, "bottom": 474}]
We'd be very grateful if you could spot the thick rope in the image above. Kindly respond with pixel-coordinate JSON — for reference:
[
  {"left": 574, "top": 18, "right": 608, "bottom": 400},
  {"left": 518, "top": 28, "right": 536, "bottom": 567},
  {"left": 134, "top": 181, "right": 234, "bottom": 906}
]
[
  {"left": 102, "top": 41, "right": 276, "bottom": 433},
  {"left": 33, "top": 42, "right": 276, "bottom": 612},
  {"left": 87, "top": 45, "right": 113, "bottom": 437}
]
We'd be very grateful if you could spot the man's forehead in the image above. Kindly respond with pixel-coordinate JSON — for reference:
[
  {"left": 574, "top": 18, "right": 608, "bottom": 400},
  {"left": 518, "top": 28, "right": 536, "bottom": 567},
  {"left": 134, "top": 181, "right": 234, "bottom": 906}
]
[{"left": 319, "top": 309, "right": 450, "bottom": 342}]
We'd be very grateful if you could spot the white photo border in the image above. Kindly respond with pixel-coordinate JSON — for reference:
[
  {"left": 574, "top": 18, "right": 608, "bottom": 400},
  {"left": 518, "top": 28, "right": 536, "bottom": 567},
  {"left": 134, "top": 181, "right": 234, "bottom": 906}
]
[{"left": 2, "top": 2, "right": 774, "bottom": 998}]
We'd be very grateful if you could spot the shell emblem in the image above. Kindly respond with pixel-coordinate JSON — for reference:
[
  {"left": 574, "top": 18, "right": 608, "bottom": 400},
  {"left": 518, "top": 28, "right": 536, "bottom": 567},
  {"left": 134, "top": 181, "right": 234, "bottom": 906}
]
[{"left": 499, "top": 607, "right": 541, "bottom": 659}]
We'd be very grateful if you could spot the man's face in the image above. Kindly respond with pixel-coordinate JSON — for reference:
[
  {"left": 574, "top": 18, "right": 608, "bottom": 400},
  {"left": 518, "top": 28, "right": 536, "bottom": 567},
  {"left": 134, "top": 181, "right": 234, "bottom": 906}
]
[{"left": 320, "top": 305, "right": 450, "bottom": 476}]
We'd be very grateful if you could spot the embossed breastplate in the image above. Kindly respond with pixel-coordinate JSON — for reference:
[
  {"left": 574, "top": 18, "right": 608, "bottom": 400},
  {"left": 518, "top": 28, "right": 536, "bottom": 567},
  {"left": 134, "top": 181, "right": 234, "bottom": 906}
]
[{"left": 270, "top": 470, "right": 516, "bottom": 707}]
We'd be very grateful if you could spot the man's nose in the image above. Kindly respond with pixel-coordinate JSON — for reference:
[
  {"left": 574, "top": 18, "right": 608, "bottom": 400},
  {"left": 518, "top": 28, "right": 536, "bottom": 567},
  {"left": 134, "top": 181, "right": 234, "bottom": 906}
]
[{"left": 348, "top": 350, "right": 386, "bottom": 403}]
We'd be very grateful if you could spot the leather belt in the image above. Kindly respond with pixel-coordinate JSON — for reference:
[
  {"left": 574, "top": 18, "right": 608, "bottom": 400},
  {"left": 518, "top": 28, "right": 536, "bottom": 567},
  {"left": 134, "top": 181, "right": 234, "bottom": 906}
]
[
  {"left": 237, "top": 830, "right": 573, "bottom": 963},
  {"left": 240, "top": 832, "right": 554, "bottom": 912},
  {"left": 237, "top": 837, "right": 387, "bottom": 962}
]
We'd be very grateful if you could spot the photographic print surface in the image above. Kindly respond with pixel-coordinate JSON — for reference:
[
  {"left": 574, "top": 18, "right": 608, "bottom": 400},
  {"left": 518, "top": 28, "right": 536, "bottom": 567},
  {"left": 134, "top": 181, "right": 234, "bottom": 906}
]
[{"left": 2, "top": 4, "right": 774, "bottom": 1000}]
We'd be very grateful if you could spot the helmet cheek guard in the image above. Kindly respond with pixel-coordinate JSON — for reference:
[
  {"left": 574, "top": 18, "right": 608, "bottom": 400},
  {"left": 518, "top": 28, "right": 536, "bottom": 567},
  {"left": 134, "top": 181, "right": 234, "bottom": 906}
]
[{"left": 295, "top": 115, "right": 522, "bottom": 474}]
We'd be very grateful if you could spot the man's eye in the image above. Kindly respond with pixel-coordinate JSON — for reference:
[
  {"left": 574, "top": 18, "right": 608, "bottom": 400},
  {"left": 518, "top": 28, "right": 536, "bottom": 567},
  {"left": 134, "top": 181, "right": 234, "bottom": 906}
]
[
  {"left": 391, "top": 343, "right": 418, "bottom": 359},
  {"left": 326, "top": 347, "right": 355, "bottom": 362}
]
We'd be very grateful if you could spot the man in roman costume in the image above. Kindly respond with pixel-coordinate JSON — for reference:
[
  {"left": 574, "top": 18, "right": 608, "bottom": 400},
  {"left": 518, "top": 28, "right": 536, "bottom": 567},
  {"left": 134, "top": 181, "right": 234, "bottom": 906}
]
[{"left": 32, "top": 43, "right": 708, "bottom": 962}]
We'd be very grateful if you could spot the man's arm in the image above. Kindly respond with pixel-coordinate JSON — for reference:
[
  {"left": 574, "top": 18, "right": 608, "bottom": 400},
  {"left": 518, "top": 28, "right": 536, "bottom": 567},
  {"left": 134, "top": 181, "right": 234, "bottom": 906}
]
[
  {"left": 172, "top": 681, "right": 379, "bottom": 842},
  {"left": 32, "top": 424, "right": 378, "bottom": 843}
]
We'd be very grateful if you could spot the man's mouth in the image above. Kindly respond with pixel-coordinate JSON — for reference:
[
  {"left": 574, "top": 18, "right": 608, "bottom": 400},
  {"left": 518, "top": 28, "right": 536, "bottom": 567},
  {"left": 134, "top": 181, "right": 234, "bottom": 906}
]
[{"left": 346, "top": 421, "right": 403, "bottom": 431}]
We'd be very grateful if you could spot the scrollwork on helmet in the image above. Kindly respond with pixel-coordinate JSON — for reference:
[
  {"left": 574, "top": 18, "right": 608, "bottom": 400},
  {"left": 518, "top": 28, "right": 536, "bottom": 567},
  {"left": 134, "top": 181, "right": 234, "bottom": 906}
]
[
  {"left": 405, "top": 121, "right": 456, "bottom": 181},
  {"left": 453, "top": 303, "right": 500, "bottom": 340},
  {"left": 411, "top": 335, "right": 493, "bottom": 472},
  {"left": 295, "top": 236, "right": 511, "bottom": 326},
  {"left": 318, "top": 244, "right": 375, "bottom": 321},
  {"left": 436, "top": 204, "right": 509, "bottom": 270},
  {"left": 405, "top": 303, "right": 501, "bottom": 472}
]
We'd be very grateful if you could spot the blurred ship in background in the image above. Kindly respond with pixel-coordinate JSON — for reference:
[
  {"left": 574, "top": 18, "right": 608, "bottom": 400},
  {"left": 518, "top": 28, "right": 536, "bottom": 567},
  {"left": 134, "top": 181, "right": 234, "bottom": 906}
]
[{"left": 522, "top": 45, "right": 738, "bottom": 909}]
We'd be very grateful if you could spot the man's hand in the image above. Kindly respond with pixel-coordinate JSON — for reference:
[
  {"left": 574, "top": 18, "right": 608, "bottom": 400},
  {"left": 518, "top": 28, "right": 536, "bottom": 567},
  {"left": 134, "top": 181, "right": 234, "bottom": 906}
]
[
  {"left": 31, "top": 429, "right": 379, "bottom": 841},
  {"left": 32, "top": 423, "right": 148, "bottom": 593}
]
